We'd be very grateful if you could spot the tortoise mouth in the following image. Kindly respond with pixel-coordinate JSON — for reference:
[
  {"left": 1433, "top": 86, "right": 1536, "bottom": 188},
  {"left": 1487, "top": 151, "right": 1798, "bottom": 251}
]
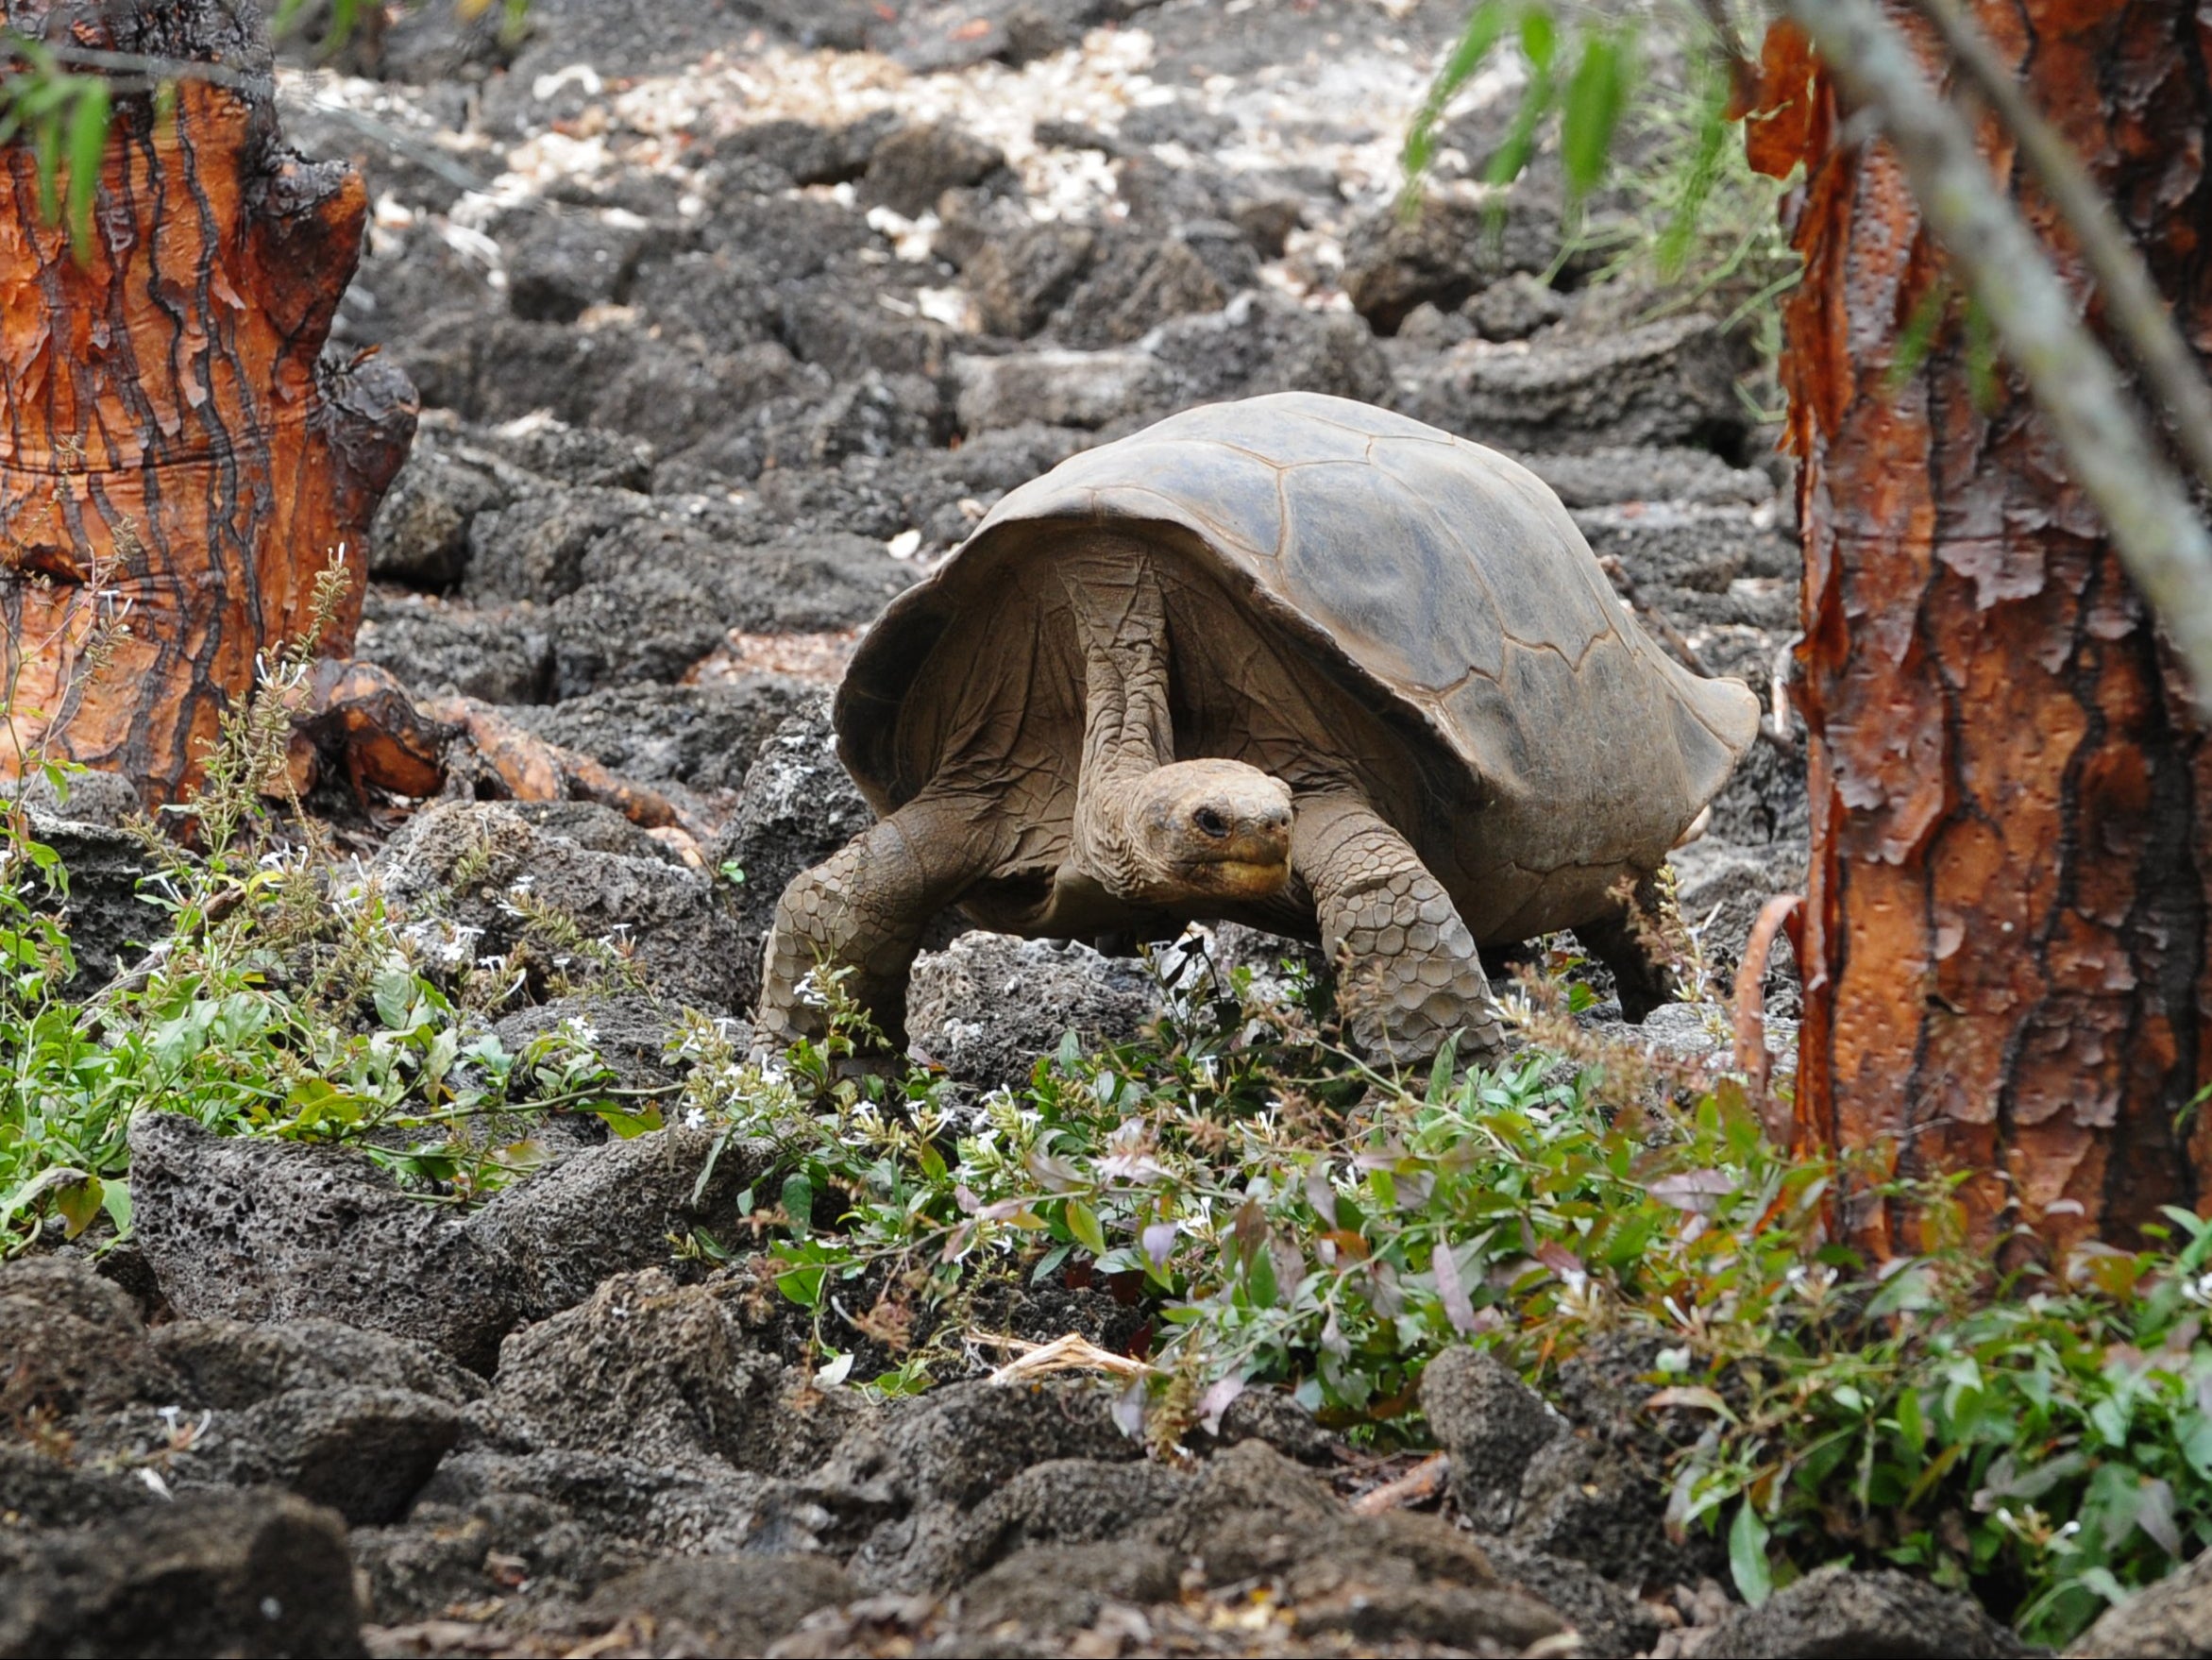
[{"left": 1187, "top": 855, "right": 1293, "bottom": 901}]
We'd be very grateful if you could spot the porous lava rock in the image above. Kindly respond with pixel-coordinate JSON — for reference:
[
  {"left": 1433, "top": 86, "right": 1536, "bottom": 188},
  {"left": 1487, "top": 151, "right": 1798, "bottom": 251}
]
[
  {"left": 1697, "top": 1565, "right": 2042, "bottom": 1658},
  {"left": 0, "top": 1490, "right": 364, "bottom": 1660}
]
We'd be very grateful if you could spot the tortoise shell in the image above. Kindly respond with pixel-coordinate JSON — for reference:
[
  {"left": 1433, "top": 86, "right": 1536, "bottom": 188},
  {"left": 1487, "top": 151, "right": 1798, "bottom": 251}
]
[{"left": 836, "top": 392, "right": 1761, "bottom": 943}]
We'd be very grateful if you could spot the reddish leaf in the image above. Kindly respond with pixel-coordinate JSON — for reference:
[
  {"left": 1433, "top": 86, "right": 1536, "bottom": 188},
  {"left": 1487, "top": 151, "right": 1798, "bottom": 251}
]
[
  {"left": 1536, "top": 1241, "right": 1586, "bottom": 1279},
  {"left": 1432, "top": 1240, "right": 1477, "bottom": 1335}
]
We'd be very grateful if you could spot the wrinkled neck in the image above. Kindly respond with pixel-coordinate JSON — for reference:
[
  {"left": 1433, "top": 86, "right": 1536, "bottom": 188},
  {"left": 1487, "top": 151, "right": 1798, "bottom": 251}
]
[{"left": 1063, "top": 542, "right": 1175, "bottom": 898}]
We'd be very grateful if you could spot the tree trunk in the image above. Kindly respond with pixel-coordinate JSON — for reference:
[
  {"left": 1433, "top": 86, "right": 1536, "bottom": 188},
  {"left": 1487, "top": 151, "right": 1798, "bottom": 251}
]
[
  {"left": 0, "top": 0, "right": 415, "bottom": 806},
  {"left": 1772, "top": 5, "right": 2212, "bottom": 1253}
]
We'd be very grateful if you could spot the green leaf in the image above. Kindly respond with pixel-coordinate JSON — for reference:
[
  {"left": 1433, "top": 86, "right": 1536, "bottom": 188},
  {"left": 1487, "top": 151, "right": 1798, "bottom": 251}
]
[
  {"left": 53, "top": 1174, "right": 103, "bottom": 1241},
  {"left": 1483, "top": 61, "right": 1553, "bottom": 189},
  {"left": 1067, "top": 1197, "right": 1106, "bottom": 1259},
  {"left": 63, "top": 79, "right": 108, "bottom": 266},
  {"left": 1403, "top": 0, "right": 1509, "bottom": 188},
  {"left": 1729, "top": 1500, "right": 1773, "bottom": 1606},
  {"left": 1427, "top": 1035, "right": 1458, "bottom": 1104},
  {"left": 1896, "top": 1385, "right": 1927, "bottom": 1456},
  {"left": 1517, "top": 4, "right": 1556, "bottom": 73},
  {"left": 100, "top": 1177, "right": 132, "bottom": 1237},
  {"left": 372, "top": 967, "right": 418, "bottom": 1032},
  {"left": 782, "top": 1171, "right": 815, "bottom": 1236},
  {"left": 595, "top": 1104, "right": 664, "bottom": 1140},
  {"left": 1559, "top": 25, "right": 1633, "bottom": 200},
  {"left": 774, "top": 1261, "right": 825, "bottom": 1309}
]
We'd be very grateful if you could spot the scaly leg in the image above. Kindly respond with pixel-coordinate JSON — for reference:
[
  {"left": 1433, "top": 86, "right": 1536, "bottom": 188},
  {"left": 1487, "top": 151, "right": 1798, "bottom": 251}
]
[
  {"left": 1292, "top": 793, "right": 1508, "bottom": 1067},
  {"left": 1575, "top": 872, "right": 1679, "bottom": 1024},
  {"left": 757, "top": 791, "right": 1004, "bottom": 1052}
]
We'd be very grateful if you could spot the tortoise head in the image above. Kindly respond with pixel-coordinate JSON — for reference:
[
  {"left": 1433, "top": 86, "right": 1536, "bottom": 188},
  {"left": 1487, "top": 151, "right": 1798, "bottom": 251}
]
[{"left": 1114, "top": 758, "right": 1294, "bottom": 907}]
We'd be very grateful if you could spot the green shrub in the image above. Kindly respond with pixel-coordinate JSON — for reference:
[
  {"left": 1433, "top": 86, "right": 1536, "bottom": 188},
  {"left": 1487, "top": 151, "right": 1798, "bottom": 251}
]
[{"left": 683, "top": 955, "right": 2211, "bottom": 1645}]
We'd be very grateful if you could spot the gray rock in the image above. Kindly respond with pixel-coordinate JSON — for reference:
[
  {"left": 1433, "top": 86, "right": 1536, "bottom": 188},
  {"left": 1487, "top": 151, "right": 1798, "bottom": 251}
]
[
  {"left": 1211, "top": 1386, "right": 1336, "bottom": 1465},
  {"left": 481, "top": 1268, "right": 793, "bottom": 1470},
  {"left": 952, "top": 1539, "right": 1180, "bottom": 1634},
  {"left": 827, "top": 1380, "right": 1137, "bottom": 1517},
  {"left": 368, "top": 444, "right": 511, "bottom": 588},
  {"left": 1395, "top": 299, "right": 1477, "bottom": 352},
  {"left": 2071, "top": 1550, "right": 2212, "bottom": 1657},
  {"left": 576, "top": 1555, "right": 858, "bottom": 1652},
  {"left": 467, "top": 415, "right": 656, "bottom": 492},
  {"left": 0, "top": 1489, "right": 364, "bottom": 1660},
  {"left": 1576, "top": 500, "right": 1798, "bottom": 617},
  {"left": 1395, "top": 313, "right": 1749, "bottom": 456},
  {"left": 1418, "top": 1346, "right": 1563, "bottom": 1531},
  {"left": 1669, "top": 838, "right": 1806, "bottom": 965},
  {"left": 0, "top": 1258, "right": 177, "bottom": 1424},
  {"left": 128, "top": 1109, "right": 767, "bottom": 1370},
  {"left": 1706, "top": 726, "right": 1811, "bottom": 848},
  {"left": 356, "top": 591, "right": 555, "bottom": 704},
  {"left": 3, "top": 769, "right": 142, "bottom": 826},
  {"left": 1145, "top": 290, "right": 1393, "bottom": 410},
  {"left": 705, "top": 114, "right": 894, "bottom": 191},
  {"left": 1157, "top": 1441, "right": 1566, "bottom": 1650},
  {"left": 465, "top": 484, "right": 652, "bottom": 603},
  {"left": 0, "top": 1445, "right": 158, "bottom": 1533},
  {"left": 906, "top": 931, "right": 1165, "bottom": 1090},
  {"left": 1342, "top": 189, "right": 1562, "bottom": 334},
  {"left": 127, "top": 1112, "right": 516, "bottom": 1370},
  {"left": 807, "top": 371, "right": 948, "bottom": 464},
  {"left": 1053, "top": 227, "right": 1245, "bottom": 350},
  {"left": 1464, "top": 271, "right": 1569, "bottom": 340},
  {"left": 969, "top": 221, "right": 1098, "bottom": 337},
  {"left": 469, "top": 1133, "right": 763, "bottom": 1324},
  {"left": 1524, "top": 445, "right": 1776, "bottom": 510},
  {"left": 182, "top": 1385, "right": 462, "bottom": 1525},
  {"left": 509, "top": 800, "right": 684, "bottom": 864},
  {"left": 499, "top": 210, "right": 650, "bottom": 324},
  {"left": 707, "top": 697, "right": 876, "bottom": 1014},
  {"left": 373, "top": 799, "right": 748, "bottom": 1009},
  {"left": 491, "top": 992, "right": 695, "bottom": 1097},
  {"left": 398, "top": 1444, "right": 813, "bottom": 1560},
  {"left": 1481, "top": 1538, "right": 1666, "bottom": 1658},
  {"left": 1510, "top": 1429, "right": 1697, "bottom": 1585},
  {"left": 860, "top": 122, "right": 1009, "bottom": 218},
  {"left": 350, "top": 1484, "right": 650, "bottom": 1626},
  {"left": 498, "top": 677, "right": 813, "bottom": 795},
  {"left": 869, "top": 1457, "right": 1191, "bottom": 1594},
  {"left": 17, "top": 813, "right": 159, "bottom": 988},
  {"left": 1697, "top": 1565, "right": 2035, "bottom": 1658},
  {"left": 148, "top": 1316, "right": 484, "bottom": 1409},
  {"left": 953, "top": 348, "right": 1164, "bottom": 432}
]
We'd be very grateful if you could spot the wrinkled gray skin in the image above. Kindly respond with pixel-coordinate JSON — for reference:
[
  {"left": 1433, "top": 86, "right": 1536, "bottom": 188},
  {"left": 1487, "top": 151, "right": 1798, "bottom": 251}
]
[{"left": 760, "top": 393, "right": 1760, "bottom": 1066}]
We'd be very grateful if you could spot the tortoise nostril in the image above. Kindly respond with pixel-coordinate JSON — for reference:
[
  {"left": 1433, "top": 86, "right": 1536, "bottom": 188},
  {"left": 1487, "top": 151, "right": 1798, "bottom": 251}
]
[{"left": 1193, "top": 806, "right": 1229, "bottom": 838}]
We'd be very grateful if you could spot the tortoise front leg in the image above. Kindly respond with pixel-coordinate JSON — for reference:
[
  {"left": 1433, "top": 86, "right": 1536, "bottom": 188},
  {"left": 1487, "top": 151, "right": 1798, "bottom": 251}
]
[
  {"left": 757, "top": 793, "right": 1002, "bottom": 1052},
  {"left": 1292, "top": 794, "right": 1509, "bottom": 1067}
]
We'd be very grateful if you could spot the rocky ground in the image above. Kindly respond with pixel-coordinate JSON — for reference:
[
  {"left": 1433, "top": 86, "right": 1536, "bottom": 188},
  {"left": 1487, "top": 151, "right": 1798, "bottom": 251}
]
[{"left": 5, "top": 1, "right": 2126, "bottom": 1656}]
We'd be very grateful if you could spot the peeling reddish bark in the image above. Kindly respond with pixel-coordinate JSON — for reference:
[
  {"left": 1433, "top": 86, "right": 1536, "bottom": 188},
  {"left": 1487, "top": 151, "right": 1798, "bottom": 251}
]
[
  {"left": 0, "top": 0, "right": 415, "bottom": 805},
  {"left": 1769, "top": 3, "right": 2212, "bottom": 1251}
]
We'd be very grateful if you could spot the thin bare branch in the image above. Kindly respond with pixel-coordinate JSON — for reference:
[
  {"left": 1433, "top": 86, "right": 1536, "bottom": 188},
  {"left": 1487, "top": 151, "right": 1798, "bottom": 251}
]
[
  {"left": 1905, "top": 0, "right": 2212, "bottom": 503},
  {"left": 1781, "top": 0, "right": 2212, "bottom": 713}
]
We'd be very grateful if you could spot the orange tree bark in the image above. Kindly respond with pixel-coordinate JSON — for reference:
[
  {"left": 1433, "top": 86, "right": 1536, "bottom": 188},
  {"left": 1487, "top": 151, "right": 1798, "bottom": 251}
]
[
  {"left": 0, "top": 0, "right": 415, "bottom": 805},
  {"left": 1769, "top": 6, "right": 2212, "bottom": 1253}
]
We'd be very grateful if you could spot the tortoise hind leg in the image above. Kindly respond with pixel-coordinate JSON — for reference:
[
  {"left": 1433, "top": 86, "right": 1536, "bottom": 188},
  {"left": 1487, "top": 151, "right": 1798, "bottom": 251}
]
[
  {"left": 757, "top": 790, "right": 1005, "bottom": 1052},
  {"left": 1575, "top": 872, "right": 1680, "bottom": 1025},
  {"left": 1292, "top": 793, "right": 1509, "bottom": 1067}
]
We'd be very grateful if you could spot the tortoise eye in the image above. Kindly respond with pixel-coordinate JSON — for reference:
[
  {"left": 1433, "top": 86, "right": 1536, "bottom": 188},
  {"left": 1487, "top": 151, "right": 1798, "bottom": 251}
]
[{"left": 1193, "top": 807, "right": 1229, "bottom": 838}]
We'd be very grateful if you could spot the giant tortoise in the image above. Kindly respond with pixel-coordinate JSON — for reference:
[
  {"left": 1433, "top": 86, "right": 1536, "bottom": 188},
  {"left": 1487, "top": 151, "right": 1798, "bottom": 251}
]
[{"left": 758, "top": 391, "right": 1761, "bottom": 1063}]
